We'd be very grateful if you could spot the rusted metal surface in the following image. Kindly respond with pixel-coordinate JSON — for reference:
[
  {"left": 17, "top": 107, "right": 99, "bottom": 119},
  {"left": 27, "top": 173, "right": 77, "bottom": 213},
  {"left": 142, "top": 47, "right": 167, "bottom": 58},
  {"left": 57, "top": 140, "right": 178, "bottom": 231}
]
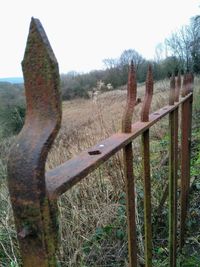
[
  {"left": 180, "top": 75, "right": 193, "bottom": 249},
  {"left": 169, "top": 75, "right": 175, "bottom": 264},
  {"left": 168, "top": 75, "right": 176, "bottom": 266},
  {"left": 169, "top": 74, "right": 175, "bottom": 105},
  {"left": 46, "top": 94, "right": 192, "bottom": 199},
  {"left": 175, "top": 73, "right": 181, "bottom": 102},
  {"left": 182, "top": 73, "right": 189, "bottom": 97},
  {"left": 121, "top": 61, "right": 137, "bottom": 267},
  {"left": 180, "top": 100, "right": 189, "bottom": 249},
  {"left": 142, "top": 131, "right": 152, "bottom": 267},
  {"left": 173, "top": 75, "right": 180, "bottom": 266},
  {"left": 6, "top": 18, "right": 195, "bottom": 267},
  {"left": 141, "top": 65, "right": 153, "bottom": 267},
  {"left": 187, "top": 73, "right": 194, "bottom": 94},
  {"left": 141, "top": 65, "right": 153, "bottom": 122},
  {"left": 173, "top": 107, "right": 178, "bottom": 267},
  {"left": 123, "top": 143, "right": 137, "bottom": 267},
  {"left": 122, "top": 61, "right": 137, "bottom": 132},
  {"left": 7, "top": 18, "right": 61, "bottom": 266}
]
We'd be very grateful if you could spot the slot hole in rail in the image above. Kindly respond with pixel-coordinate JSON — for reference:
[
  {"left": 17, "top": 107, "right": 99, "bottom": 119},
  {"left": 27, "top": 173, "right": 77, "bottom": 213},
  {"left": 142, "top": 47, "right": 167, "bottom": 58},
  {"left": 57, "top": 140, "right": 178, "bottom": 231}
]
[{"left": 88, "top": 150, "right": 102, "bottom": 155}]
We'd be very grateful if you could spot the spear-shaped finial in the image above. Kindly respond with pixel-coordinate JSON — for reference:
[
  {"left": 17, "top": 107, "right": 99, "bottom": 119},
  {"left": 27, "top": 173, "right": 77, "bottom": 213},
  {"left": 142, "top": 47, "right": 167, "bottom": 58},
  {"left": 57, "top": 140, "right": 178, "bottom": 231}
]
[
  {"left": 7, "top": 17, "right": 62, "bottom": 266},
  {"left": 22, "top": 17, "right": 61, "bottom": 122},
  {"left": 187, "top": 73, "right": 194, "bottom": 93},
  {"left": 169, "top": 74, "right": 175, "bottom": 105},
  {"left": 175, "top": 73, "right": 181, "bottom": 102},
  {"left": 182, "top": 74, "right": 187, "bottom": 97},
  {"left": 122, "top": 60, "right": 137, "bottom": 133},
  {"left": 141, "top": 64, "right": 153, "bottom": 122}
]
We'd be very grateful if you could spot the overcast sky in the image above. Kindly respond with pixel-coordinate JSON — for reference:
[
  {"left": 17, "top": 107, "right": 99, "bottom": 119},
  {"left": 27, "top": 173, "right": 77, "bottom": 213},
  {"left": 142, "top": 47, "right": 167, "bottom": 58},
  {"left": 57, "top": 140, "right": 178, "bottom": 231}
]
[{"left": 0, "top": 0, "right": 199, "bottom": 77}]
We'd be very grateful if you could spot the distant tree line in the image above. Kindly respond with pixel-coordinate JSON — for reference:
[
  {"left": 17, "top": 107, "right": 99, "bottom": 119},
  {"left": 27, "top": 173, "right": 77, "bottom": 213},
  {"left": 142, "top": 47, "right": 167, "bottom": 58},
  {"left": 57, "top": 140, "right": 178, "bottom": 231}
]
[
  {"left": 162, "top": 15, "right": 200, "bottom": 75},
  {"left": 61, "top": 15, "right": 200, "bottom": 100},
  {"left": 1, "top": 15, "right": 199, "bottom": 136},
  {"left": 60, "top": 47, "right": 174, "bottom": 100}
]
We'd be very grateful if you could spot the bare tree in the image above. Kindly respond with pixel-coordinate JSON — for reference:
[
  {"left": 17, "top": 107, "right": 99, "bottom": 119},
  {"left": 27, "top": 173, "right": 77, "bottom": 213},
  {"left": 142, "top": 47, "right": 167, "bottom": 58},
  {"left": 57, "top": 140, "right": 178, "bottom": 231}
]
[
  {"left": 190, "top": 16, "right": 200, "bottom": 73},
  {"left": 165, "top": 26, "right": 192, "bottom": 71},
  {"left": 103, "top": 58, "right": 119, "bottom": 69},
  {"left": 119, "top": 49, "right": 145, "bottom": 70},
  {"left": 154, "top": 43, "right": 166, "bottom": 63},
  {"left": 165, "top": 16, "right": 200, "bottom": 73}
]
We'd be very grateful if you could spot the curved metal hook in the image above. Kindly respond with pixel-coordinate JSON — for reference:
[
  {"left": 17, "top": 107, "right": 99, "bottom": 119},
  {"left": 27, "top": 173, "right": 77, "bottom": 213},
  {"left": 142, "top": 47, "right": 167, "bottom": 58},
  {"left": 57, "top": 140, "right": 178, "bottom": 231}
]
[
  {"left": 122, "top": 61, "right": 137, "bottom": 133},
  {"left": 141, "top": 65, "right": 153, "bottom": 122},
  {"left": 7, "top": 18, "right": 61, "bottom": 266}
]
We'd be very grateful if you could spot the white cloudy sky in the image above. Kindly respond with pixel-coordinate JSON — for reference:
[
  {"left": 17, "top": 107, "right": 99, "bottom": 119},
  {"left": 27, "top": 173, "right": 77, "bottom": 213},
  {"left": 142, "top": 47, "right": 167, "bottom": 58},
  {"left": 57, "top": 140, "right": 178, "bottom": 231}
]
[{"left": 0, "top": 0, "right": 199, "bottom": 77}]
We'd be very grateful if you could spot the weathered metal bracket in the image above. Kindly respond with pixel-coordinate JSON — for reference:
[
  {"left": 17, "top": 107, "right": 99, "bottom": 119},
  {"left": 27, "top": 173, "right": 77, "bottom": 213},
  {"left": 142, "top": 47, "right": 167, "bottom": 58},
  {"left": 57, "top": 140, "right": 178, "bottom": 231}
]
[{"left": 7, "top": 18, "right": 62, "bottom": 266}]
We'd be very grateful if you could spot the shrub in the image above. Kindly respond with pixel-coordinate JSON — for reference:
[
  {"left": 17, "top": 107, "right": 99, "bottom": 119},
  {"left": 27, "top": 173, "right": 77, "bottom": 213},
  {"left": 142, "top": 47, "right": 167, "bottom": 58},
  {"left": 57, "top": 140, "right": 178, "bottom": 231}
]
[{"left": 0, "top": 104, "right": 26, "bottom": 138}]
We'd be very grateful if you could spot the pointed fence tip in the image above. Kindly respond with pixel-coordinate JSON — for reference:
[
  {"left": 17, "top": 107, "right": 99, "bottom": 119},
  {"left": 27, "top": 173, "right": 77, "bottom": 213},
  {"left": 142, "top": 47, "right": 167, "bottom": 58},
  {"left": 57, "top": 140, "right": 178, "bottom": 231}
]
[
  {"left": 141, "top": 65, "right": 153, "bottom": 122},
  {"left": 170, "top": 74, "right": 176, "bottom": 91},
  {"left": 175, "top": 72, "right": 181, "bottom": 102},
  {"left": 146, "top": 64, "right": 153, "bottom": 85},
  {"left": 130, "top": 60, "right": 134, "bottom": 67},
  {"left": 122, "top": 61, "right": 137, "bottom": 133},
  {"left": 30, "top": 17, "right": 42, "bottom": 31},
  {"left": 128, "top": 61, "right": 136, "bottom": 92},
  {"left": 169, "top": 74, "right": 175, "bottom": 105},
  {"left": 182, "top": 73, "right": 188, "bottom": 97},
  {"left": 21, "top": 16, "right": 61, "bottom": 121},
  {"left": 129, "top": 60, "right": 135, "bottom": 75},
  {"left": 22, "top": 17, "right": 58, "bottom": 67},
  {"left": 148, "top": 64, "right": 152, "bottom": 73}
]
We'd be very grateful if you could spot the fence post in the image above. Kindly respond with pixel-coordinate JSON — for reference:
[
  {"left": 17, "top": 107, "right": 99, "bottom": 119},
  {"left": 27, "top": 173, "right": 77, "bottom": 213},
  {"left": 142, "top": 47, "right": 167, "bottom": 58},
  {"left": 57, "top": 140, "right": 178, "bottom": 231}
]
[
  {"left": 122, "top": 61, "right": 137, "bottom": 267},
  {"left": 180, "top": 74, "right": 193, "bottom": 250},
  {"left": 168, "top": 75, "right": 176, "bottom": 267},
  {"left": 140, "top": 65, "right": 153, "bottom": 267},
  {"left": 7, "top": 18, "right": 62, "bottom": 267},
  {"left": 172, "top": 73, "right": 181, "bottom": 267}
]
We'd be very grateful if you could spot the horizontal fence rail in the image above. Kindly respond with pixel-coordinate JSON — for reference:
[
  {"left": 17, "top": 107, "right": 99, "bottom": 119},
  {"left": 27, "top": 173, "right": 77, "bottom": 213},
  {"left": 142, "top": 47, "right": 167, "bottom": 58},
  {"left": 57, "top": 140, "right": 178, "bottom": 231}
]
[
  {"left": 46, "top": 93, "right": 192, "bottom": 199},
  {"left": 6, "top": 18, "right": 194, "bottom": 267}
]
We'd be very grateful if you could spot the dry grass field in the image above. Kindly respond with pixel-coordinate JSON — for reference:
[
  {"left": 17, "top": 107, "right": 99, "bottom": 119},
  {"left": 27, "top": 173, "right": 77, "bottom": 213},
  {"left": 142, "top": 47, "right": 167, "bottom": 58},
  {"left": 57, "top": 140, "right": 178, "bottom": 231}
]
[
  {"left": 45, "top": 80, "right": 171, "bottom": 266},
  {"left": 47, "top": 80, "right": 169, "bottom": 169},
  {"left": 1, "top": 78, "right": 199, "bottom": 266}
]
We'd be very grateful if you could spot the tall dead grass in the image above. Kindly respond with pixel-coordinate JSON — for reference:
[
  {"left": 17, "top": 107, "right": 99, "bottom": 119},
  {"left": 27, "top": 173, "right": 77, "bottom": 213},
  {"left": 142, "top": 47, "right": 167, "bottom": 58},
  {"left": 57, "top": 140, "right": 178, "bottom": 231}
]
[
  {"left": 0, "top": 79, "right": 173, "bottom": 266},
  {"left": 46, "top": 80, "right": 170, "bottom": 266}
]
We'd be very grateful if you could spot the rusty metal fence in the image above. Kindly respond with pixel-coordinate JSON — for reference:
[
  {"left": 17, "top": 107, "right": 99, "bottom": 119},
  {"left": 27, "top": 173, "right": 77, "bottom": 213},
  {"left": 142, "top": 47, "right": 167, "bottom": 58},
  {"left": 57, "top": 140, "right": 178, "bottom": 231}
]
[{"left": 6, "top": 18, "right": 194, "bottom": 267}]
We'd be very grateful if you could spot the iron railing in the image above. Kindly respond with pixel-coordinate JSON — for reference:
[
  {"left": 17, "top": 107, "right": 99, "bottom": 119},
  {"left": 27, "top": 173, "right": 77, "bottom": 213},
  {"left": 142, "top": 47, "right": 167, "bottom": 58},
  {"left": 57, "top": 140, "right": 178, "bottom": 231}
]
[{"left": 6, "top": 18, "right": 194, "bottom": 267}]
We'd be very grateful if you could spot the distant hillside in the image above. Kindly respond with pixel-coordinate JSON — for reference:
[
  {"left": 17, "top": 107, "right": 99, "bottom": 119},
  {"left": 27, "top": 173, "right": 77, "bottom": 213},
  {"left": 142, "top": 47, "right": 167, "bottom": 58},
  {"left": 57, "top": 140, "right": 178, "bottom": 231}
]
[
  {"left": 0, "top": 77, "right": 24, "bottom": 84},
  {"left": 0, "top": 81, "right": 25, "bottom": 108}
]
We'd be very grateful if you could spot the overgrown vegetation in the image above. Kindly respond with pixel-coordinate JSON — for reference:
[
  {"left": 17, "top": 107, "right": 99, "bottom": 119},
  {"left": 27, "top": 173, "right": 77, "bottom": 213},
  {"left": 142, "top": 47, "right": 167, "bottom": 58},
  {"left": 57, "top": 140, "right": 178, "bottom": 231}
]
[
  {"left": 0, "top": 14, "right": 200, "bottom": 266},
  {"left": 0, "top": 82, "right": 25, "bottom": 138},
  {"left": 0, "top": 77, "right": 200, "bottom": 266}
]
